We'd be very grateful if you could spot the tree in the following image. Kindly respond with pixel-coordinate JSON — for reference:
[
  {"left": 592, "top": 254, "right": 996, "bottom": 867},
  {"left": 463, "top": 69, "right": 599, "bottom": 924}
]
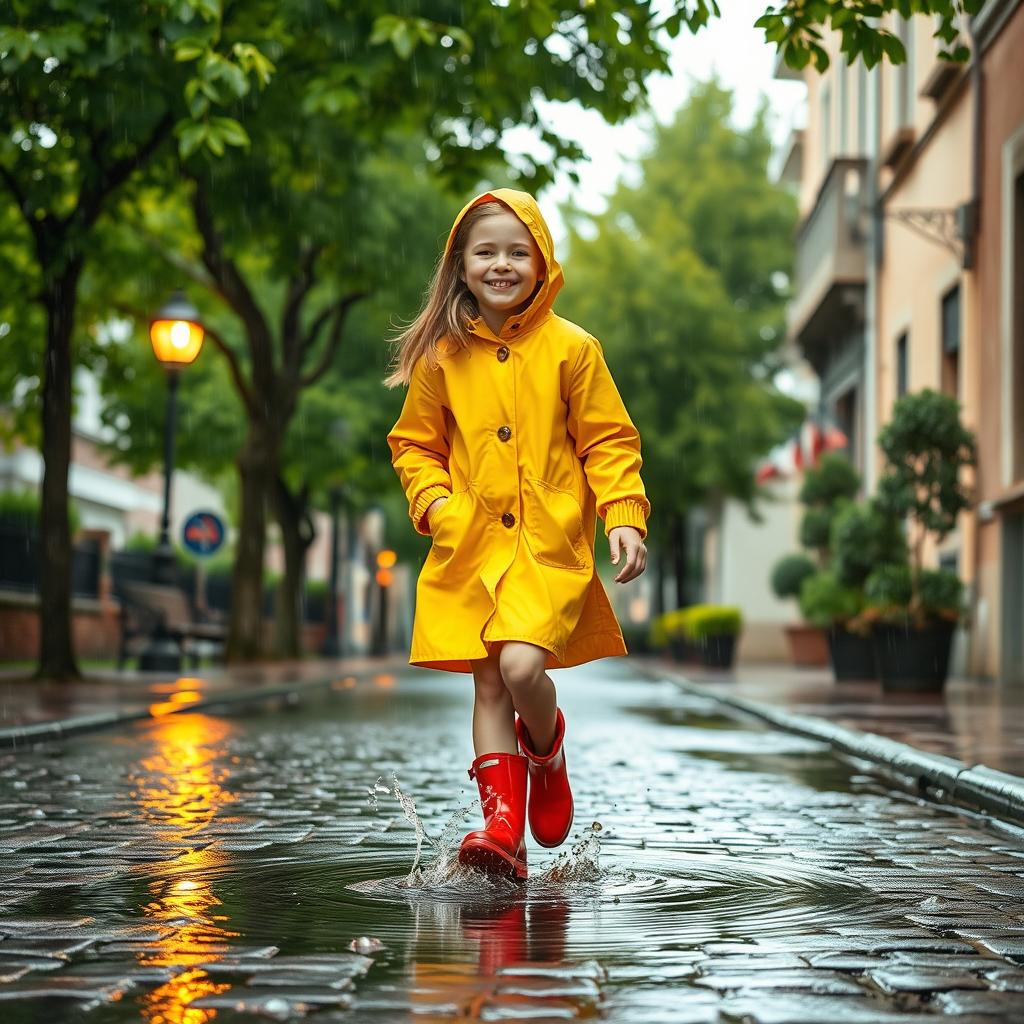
[
  {"left": 560, "top": 80, "right": 806, "bottom": 607},
  {"left": 1, "top": 0, "right": 980, "bottom": 675},
  {"left": 0, "top": 3, "right": 271, "bottom": 679},
  {"left": 93, "top": 134, "right": 466, "bottom": 656}
]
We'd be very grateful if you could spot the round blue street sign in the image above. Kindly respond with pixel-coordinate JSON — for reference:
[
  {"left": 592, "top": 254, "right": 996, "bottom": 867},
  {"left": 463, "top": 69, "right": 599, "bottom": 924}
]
[{"left": 182, "top": 510, "right": 226, "bottom": 557}]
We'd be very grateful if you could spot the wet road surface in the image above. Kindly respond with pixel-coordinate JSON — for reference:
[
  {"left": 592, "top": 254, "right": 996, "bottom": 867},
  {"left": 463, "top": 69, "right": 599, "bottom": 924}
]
[{"left": 2, "top": 659, "right": 1024, "bottom": 1021}]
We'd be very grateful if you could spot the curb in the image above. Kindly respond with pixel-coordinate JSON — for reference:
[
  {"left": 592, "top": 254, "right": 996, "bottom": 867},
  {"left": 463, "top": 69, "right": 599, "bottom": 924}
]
[
  {"left": 647, "top": 667, "right": 1024, "bottom": 829},
  {"left": 0, "top": 676, "right": 344, "bottom": 751}
]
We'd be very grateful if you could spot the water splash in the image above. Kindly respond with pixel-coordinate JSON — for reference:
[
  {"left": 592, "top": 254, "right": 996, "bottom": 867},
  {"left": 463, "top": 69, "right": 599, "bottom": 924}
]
[
  {"left": 368, "top": 772, "right": 476, "bottom": 887},
  {"left": 536, "top": 823, "right": 604, "bottom": 884}
]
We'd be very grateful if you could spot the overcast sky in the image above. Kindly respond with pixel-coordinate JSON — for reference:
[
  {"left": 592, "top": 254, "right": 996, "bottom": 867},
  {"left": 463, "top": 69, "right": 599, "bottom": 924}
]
[{"left": 504, "top": 0, "right": 808, "bottom": 245}]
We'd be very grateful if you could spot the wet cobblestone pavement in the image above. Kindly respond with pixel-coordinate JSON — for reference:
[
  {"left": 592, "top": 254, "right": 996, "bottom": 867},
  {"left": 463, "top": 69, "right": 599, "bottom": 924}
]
[{"left": 2, "top": 661, "right": 1024, "bottom": 1022}]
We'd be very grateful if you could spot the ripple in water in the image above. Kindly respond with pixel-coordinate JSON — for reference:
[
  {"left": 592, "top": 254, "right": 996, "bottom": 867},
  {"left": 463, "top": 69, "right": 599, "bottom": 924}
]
[{"left": 347, "top": 774, "right": 879, "bottom": 954}]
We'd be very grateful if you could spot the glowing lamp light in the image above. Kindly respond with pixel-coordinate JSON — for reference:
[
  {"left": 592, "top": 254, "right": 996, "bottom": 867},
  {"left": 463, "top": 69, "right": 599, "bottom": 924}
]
[
  {"left": 376, "top": 568, "right": 394, "bottom": 587},
  {"left": 150, "top": 290, "right": 205, "bottom": 365},
  {"left": 376, "top": 549, "right": 397, "bottom": 569}
]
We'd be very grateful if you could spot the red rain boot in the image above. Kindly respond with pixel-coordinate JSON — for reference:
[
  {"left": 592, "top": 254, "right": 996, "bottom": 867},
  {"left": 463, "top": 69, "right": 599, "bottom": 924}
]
[
  {"left": 515, "top": 707, "right": 574, "bottom": 848},
  {"left": 459, "top": 751, "right": 529, "bottom": 882}
]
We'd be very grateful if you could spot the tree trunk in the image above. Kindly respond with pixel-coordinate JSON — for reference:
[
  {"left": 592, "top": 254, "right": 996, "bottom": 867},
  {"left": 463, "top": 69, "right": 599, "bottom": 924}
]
[
  {"left": 272, "top": 477, "right": 315, "bottom": 659},
  {"left": 228, "top": 424, "right": 277, "bottom": 661},
  {"left": 35, "top": 265, "right": 84, "bottom": 681},
  {"left": 673, "top": 511, "right": 689, "bottom": 609}
]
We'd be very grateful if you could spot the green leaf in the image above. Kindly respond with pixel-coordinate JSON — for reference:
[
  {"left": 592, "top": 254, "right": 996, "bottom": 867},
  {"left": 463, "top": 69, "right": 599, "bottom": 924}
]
[
  {"left": 447, "top": 27, "right": 473, "bottom": 53},
  {"left": 178, "top": 120, "right": 208, "bottom": 158},
  {"left": 210, "top": 115, "right": 250, "bottom": 148},
  {"left": 369, "top": 15, "right": 399, "bottom": 46},
  {"left": 391, "top": 21, "right": 415, "bottom": 59}
]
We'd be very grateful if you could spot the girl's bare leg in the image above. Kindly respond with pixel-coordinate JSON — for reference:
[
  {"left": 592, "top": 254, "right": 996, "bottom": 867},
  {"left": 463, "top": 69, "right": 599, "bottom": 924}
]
[
  {"left": 498, "top": 641, "right": 557, "bottom": 754},
  {"left": 470, "top": 643, "right": 517, "bottom": 755}
]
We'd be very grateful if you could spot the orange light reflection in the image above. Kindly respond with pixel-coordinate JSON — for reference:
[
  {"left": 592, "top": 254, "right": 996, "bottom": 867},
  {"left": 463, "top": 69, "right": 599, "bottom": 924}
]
[{"left": 129, "top": 712, "right": 239, "bottom": 1024}]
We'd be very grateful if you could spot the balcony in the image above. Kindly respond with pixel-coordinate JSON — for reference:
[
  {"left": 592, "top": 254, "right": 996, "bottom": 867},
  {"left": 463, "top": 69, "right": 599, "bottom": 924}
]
[{"left": 788, "top": 157, "right": 869, "bottom": 372}]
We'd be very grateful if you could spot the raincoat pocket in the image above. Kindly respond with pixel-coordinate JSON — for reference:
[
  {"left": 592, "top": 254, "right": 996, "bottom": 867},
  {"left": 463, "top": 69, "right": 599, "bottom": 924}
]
[
  {"left": 522, "top": 477, "right": 589, "bottom": 571},
  {"left": 428, "top": 487, "right": 470, "bottom": 561}
]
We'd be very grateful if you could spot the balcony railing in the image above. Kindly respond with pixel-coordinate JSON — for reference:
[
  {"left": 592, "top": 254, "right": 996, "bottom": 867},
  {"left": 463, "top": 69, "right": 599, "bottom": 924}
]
[{"left": 789, "top": 157, "right": 869, "bottom": 353}]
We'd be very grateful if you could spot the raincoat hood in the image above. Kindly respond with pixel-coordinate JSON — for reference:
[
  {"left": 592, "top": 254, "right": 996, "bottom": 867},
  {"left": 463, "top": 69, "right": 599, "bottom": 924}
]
[{"left": 445, "top": 188, "right": 564, "bottom": 336}]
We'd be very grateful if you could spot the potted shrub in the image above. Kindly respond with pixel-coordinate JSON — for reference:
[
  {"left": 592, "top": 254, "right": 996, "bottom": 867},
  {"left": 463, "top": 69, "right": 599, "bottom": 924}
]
[
  {"left": 859, "top": 389, "right": 977, "bottom": 693},
  {"left": 798, "top": 569, "right": 874, "bottom": 680},
  {"left": 770, "top": 453, "right": 861, "bottom": 668},
  {"left": 822, "top": 498, "right": 908, "bottom": 681},
  {"left": 770, "top": 552, "right": 828, "bottom": 665},
  {"left": 682, "top": 604, "right": 743, "bottom": 669},
  {"left": 649, "top": 608, "right": 694, "bottom": 662}
]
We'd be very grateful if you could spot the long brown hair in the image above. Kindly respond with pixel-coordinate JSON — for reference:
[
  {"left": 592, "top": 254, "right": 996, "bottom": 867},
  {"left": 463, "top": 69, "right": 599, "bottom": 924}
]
[{"left": 382, "top": 200, "right": 506, "bottom": 389}]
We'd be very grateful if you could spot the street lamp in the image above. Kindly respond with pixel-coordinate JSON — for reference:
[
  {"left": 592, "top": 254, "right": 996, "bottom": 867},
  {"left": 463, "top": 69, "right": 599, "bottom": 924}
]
[{"left": 138, "top": 290, "right": 204, "bottom": 671}]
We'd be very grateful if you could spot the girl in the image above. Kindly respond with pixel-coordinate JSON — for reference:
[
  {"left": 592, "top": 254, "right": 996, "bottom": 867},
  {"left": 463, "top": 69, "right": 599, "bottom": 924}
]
[{"left": 384, "top": 189, "right": 650, "bottom": 881}]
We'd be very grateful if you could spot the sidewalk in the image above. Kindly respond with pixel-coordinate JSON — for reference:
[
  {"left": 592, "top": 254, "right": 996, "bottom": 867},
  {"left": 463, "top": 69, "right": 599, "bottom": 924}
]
[
  {"left": 634, "top": 655, "right": 1024, "bottom": 827},
  {"left": 0, "top": 654, "right": 409, "bottom": 748}
]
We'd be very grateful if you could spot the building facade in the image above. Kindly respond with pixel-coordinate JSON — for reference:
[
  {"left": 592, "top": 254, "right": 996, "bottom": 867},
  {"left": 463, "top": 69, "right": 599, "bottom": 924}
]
[{"left": 779, "top": 0, "right": 1024, "bottom": 682}]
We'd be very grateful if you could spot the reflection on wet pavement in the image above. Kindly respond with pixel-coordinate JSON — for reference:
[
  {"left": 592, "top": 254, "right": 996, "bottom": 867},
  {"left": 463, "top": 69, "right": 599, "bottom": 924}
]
[{"left": 2, "top": 660, "right": 1024, "bottom": 1020}]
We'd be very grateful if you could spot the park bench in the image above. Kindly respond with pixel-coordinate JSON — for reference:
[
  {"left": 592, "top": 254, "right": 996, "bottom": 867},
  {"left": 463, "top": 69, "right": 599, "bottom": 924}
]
[{"left": 117, "top": 581, "right": 227, "bottom": 670}]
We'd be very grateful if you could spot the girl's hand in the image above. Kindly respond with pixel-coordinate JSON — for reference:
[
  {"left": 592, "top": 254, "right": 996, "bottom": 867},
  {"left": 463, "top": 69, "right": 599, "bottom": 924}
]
[
  {"left": 609, "top": 526, "right": 647, "bottom": 583},
  {"left": 426, "top": 495, "right": 448, "bottom": 530}
]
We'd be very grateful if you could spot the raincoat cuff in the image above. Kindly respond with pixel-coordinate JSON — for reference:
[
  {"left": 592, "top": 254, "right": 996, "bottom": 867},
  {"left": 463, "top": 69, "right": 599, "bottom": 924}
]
[
  {"left": 603, "top": 500, "right": 649, "bottom": 540},
  {"left": 412, "top": 485, "right": 453, "bottom": 535}
]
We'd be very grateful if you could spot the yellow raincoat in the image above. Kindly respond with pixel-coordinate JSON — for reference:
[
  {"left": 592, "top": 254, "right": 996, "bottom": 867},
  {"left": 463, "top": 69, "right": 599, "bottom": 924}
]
[{"left": 386, "top": 189, "right": 651, "bottom": 673}]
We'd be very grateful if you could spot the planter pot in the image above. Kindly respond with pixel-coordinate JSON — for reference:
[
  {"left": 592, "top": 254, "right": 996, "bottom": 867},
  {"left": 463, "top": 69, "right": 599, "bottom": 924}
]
[
  {"left": 784, "top": 623, "right": 830, "bottom": 667},
  {"left": 697, "top": 633, "right": 737, "bottom": 669},
  {"left": 827, "top": 625, "right": 877, "bottom": 681},
  {"left": 670, "top": 637, "right": 699, "bottom": 663},
  {"left": 870, "top": 619, "right": 956, "bottom": 694}
]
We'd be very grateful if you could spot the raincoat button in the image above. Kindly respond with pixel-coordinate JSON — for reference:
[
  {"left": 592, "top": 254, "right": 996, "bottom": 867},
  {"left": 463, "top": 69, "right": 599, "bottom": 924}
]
[
  {"left": 501, "top": 512, "right": 516, "bottom": 528},
  {"left": 497, "top": 346, "right": 510, "bottom": 361},
  {"left": 511, "top": 323, "right": 520, "bottom": 330},
  {"left": 497, "top": 425, "right": 512, "bottom": 442}
]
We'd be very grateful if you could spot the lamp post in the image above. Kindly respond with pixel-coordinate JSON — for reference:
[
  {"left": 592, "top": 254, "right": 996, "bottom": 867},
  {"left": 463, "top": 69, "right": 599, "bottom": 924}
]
[{"left": 138, "top": 290, "right": 205, "bottom": 671}]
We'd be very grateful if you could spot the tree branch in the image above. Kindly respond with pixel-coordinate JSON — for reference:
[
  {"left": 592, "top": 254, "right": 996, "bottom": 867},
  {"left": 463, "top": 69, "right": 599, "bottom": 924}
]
[
  {"left": 79, "top": 111, "right": 175, "bottom": 229},
  {"left": 281, "top": 244, "right": 322, "bottom": 373},
  {"left": 189, "top": 176, "right": 276, "bottom": 393},
  {"left": 299, "top": 290, "right": 368, "bottom": 388},
  {"left": 131, "top": 225, "right": 221, "bottom": 295},
  {"left": 203, "top": 324, "right": 257, "bottom": 416},
  {"left": 0, "top": 163, "right": 47, "bottom": 254}
]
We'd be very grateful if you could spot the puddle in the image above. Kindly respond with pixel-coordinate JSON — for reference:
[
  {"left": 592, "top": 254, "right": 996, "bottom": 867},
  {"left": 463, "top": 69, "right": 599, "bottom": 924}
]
[{"left": 1, "top": 665, "right": 1022, "bottom": 1021}]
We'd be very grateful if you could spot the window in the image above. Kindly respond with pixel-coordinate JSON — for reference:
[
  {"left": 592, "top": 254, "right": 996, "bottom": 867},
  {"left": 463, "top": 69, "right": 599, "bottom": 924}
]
[
  {"left": 896, "top": 332, "right": 909, "bottom": 398},
  {"left": 941, "top": 284, "right": 961, "bottom": 399}
]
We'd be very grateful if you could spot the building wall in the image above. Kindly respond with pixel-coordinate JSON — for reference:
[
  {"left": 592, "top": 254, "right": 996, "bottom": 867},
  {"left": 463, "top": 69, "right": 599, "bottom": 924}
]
[
  {"left": 975, "top": 0, "right": 1024, "bottom": 679},
  {"left": 706, "top": 476, "right": 804, "bottom": 663},
  {"left": 784, "top": 1, "right": 1024, "bottom": 682}
]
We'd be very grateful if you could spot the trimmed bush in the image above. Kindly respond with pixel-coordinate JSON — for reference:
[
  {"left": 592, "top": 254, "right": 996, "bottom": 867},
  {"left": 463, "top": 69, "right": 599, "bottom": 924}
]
[
  {"left": 864, "top": 563, "right": 913, "bottom": 614},
  {"left": 681, "top": 604, "right": 743, "bottom": 639},
  {"left": 798, "top": 452, "right": 860, "bottom": 507},
  {"left": 799, "top": 506, "right": 834, "bottom": 552},
  {"left": 918, "top": 568, "right": 965, "bottom": 617},
  {"left": 798, "top": 570, "right": 862, "bottom": 629},
  {"left": 771, "top": 553, "right": 817, "bottom": 600},
  {"left": 832, "top": 499, "right": 907, "bottom": 589}
]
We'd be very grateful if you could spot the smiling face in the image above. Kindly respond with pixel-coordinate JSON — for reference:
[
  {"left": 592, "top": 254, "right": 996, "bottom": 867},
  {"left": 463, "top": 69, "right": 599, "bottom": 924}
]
[{"left": 461, "top": 209, "right": 545, "bottom": 334}]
